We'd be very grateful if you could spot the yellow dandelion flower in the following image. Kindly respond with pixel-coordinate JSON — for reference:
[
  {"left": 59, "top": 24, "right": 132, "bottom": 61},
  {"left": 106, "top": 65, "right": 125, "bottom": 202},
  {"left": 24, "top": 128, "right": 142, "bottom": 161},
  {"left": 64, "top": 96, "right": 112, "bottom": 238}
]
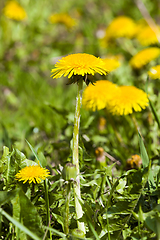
[
  {"left": 49, "top": 13, "right": 77, "bottom": 29},
  {"left": 134, "top": 19, "right": 148, "bottom": 36},
  {"left": 129, "top": 47, "right": 160, "bottom": 69},
  {"left": 51, "top": 53, "right": 109, "bottom": 80},
  {"left": 108, "top": 86, "right": 148, "bottom": 115},
  {"left": 148, "top": 65, "right": 160, "bottom": 79},
  {"left": 105, "top": 16, "right": 137, "bottom": 39},
  {"left": 82, "top": 80, "right": 118, "bottom": 111},
  {"left": 15, "top": 163, "right": 50, "bottom": 184},
  {"left": 3, "top": 0, "right": 27, "bottom": 21},
  {"left": 136, "top": 25, "right": 160, "bottom": 46},
  {"left": 103, "top": 58, "right": 120, "bottom": 71}
]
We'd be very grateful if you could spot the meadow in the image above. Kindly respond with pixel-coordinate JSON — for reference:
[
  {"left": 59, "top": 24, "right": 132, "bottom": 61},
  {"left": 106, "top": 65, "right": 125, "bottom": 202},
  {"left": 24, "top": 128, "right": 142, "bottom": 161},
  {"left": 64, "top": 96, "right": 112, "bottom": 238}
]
[{"left": 1, "top": 0, "right": 160, "bottom": 239}]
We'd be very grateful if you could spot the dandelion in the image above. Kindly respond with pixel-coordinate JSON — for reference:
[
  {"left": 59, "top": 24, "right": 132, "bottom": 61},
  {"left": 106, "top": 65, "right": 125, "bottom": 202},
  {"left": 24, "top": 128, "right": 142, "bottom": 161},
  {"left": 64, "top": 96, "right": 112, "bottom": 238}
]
[
  {"left": 107, "top": 86, "right": 149, "bottom": 115},
  {"left": 3, "top": 0, "right": 27, "bottom": 21},
  {"left": 49, "top": 13, "right": 77, "bottom": 29},
  {"left": 15, "top": 163, "right": 50, "bottom": 184},
  {"left": 103, "top": 57, "right": 120, "bottom": 71},
  {"left": 148, "top": 65, "right": 160, "bottom": 79},
  {"left": 104, "top": 16, "right": 137, "bottom": 39},
  {"left": 129, "top": 47, "right": 160, "bottom": 69},
  {"left": 82, "top": 80, "right": 118, "bottom": 111},
  {"left": 51, "top": 53, "right": 109, "bottom": 83},
  {"left": 136, "top": 25, "right": 160, "bottom": 46}
]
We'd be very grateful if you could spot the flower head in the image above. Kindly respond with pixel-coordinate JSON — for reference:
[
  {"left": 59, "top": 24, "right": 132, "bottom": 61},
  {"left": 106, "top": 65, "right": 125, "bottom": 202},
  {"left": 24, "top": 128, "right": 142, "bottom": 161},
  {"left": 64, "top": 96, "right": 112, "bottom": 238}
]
[
  {"left": 148, "top": 65, "right": 160, "bottom": 79},
  {"left": 136, "top": 25, "right": 160, "bottom": 46},
  {"left": 129, "top": 47, "right": 160, "bottom": 69},
  {"left": 49, "top": 13, "right": 77, "bottom": 29},
  {"left": 15, "top": 162, "right": 50, "bottom": 184},
  {"left": 103, "top": 57, "right": 120, "bottom": 71},
  {"left": 105, "top": 16, "right": 136, "bottom": 39},
  {"left": 3, "top": 1, "right": 27, "bottom": 21},
  {"left": 82, "top": 80, "right": 118, "bottom": 111},
  {"left": 51, "top": 53, "right": 109, "bottom": 82},
  {"left": 108, "top": 86, "right": 148, "bottom": 115}
]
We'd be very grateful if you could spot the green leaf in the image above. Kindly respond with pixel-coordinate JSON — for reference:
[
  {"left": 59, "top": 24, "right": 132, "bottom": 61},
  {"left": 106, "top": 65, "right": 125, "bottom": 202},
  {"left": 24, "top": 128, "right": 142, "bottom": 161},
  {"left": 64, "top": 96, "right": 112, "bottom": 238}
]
[
  {"left": 19, "top": 190, "right": 44, "bottom": 238},
  {"left": 11, "top": 191, "right": 27, "bottom": 240},
  {"left": 138, "top": 132, "right": 155, "bottom": 189},
  {"left": 0, "top": 207, "right": 41, "bottom": 240},
  {"left": 44, "top": 226, "right": 67, "bottom": 239},
  {"left": 0, "top": 188, "right": 20, "bottom": 206},
  {"left": 26, "top": 140, "right": 41, "bottom": 165},
  {"left": 0, "top": 146, "right": 10, "bottom": 179},
  {"left": 138, "top": 132, "right": 149, "bottom": 168},
  {"left": 37, "top": 149, "right": 47, "bottom": 167},
  {"left": 149, "top": 98, "right": 160, "bottom": 130}
]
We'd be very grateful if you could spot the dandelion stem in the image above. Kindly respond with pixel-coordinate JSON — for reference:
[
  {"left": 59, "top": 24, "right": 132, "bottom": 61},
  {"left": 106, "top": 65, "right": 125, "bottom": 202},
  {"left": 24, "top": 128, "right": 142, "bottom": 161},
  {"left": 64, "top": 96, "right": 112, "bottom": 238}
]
[
  {"left": 72, "top": 79, "right": 85, "bottom": 234},
  {"left": 64, "top": 183, "right": 71, "bottom": 235},
  {"left": 44, "top": 179, "right": 52, "bottom": 239}
]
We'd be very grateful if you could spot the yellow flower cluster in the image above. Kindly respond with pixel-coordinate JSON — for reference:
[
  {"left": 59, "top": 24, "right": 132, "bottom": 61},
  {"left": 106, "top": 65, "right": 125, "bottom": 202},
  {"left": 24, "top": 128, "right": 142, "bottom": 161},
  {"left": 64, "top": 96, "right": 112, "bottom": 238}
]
[
  {"left": 3, "top": 0, "right": 27, "bottom": 21},
  {"left": 82, "top": 81, "right": 148, "bottom": 115},
  {"left": 101, "top": 16, "right": 160, "bottom": 48},
  {"left": 49, "top": 13, "right": 77, "bottom": 29},
  {"left": 82, "top": 80, "right": 118, "bottom": 111}
]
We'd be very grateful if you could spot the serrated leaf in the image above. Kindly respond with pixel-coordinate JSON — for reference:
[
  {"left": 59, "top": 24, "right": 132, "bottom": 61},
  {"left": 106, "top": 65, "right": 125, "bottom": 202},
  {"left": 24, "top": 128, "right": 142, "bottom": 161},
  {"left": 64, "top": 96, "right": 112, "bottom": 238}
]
[{"left": 19, "top": 190, "right": 44, "bottom": 238}]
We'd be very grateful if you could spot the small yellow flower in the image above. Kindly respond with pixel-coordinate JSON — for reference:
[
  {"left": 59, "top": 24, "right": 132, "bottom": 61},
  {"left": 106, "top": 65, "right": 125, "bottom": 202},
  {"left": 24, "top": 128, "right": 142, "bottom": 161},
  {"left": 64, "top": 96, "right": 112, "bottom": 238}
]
[
  {"left": 15, "top": 163, "right": 50, "bottom": 184},
  {"left": 129, "top": 47, "right": 160, "bottom": 69},
  {"left": 108, "top": 86, "right": 149, "bottom": 115},
  {"left": 103, "top": 57, "right": 120, "bottom": 71},
  {"left": 49, "top": 13, "right": 77, "bottom": 29},
  {"left": 82, "top": 80, "right": 118, "bottom": 111},
  {"left": 136, "top": 25, "right": 160, "bottom": 46},
  {"left": 51, "top": 53, "right": 109, "bottom": 81},
  {"left": 3, "top": 1, "right": 27, "bottom": 21},
  {"left": 104, "top": 16, "right": 136, "bottom": 39},
  {"left": 148, "top": 65, "right": 160, "bottom": 79}
]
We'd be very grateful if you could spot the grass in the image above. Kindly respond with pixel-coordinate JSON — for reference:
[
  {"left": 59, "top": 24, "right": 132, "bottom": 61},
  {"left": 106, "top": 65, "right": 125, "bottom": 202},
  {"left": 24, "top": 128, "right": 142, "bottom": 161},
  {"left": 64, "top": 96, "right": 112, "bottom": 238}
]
[{"left": 1, "top": 0, "right": 160, "bottom": 239}]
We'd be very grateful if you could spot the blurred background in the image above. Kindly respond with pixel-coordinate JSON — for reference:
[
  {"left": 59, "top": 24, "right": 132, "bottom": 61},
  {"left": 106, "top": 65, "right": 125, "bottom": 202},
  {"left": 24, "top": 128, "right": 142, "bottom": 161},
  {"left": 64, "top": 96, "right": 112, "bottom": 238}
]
[{"left": 0, "top": 0, "right": 160, "bottom": 169}]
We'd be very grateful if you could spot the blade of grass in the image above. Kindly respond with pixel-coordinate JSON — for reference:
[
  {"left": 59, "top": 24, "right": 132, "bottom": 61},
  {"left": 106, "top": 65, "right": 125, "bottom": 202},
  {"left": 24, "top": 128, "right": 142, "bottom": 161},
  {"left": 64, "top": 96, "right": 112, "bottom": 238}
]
[
  {"left": 0, "top": 208, "right": 41, "bottom": 240},
  {"left": 25, "top": 140, "right": 41, "bottom": 164},
  {"left": 138, "top": 132, "right": 155, "bottom": 189},
  {"left": 44, "top": 226, "right": 67, "bottom": 239},
  {"left": 149, "top": 98, "right": 160, "bottom": 130}
]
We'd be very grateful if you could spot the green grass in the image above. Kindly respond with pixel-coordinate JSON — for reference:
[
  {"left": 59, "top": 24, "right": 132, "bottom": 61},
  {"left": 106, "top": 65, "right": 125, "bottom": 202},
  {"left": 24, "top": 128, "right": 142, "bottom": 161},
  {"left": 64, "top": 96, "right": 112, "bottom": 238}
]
[{"left": 1, "top": 0, "right": 160, "bottom": 239}]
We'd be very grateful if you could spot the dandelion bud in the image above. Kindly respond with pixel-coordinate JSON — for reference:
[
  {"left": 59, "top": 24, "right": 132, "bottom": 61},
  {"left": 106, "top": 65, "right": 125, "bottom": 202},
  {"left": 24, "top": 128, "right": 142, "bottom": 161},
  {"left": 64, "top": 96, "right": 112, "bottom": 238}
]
[
  {"left": 126, "top": 154, "right": 142, "bottom": 170},
  {"left": 95, "top": 147, "right": 106, "bottom": 168},
  {"left": 71, "top": 228, "right": 85, "bottom": 239},
  {"left": 98, "top": 117, "right": 106, "bottom": 132},
  {"left": 62, "top": 163, "right": 77, "bottom": 181}
]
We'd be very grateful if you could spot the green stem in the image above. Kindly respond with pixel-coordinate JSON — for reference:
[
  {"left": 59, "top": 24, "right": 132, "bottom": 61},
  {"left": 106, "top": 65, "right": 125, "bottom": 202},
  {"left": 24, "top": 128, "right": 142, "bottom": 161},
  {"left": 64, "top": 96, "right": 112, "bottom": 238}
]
[
  {"left": 64, "top": 183, "right": 71, "bottom": 235},
  {"left": 72, "top": 79, "right": 85, "bottom": 234},
  {"left": 44, "top": 179, "right": 52, "bottom": 239}
]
